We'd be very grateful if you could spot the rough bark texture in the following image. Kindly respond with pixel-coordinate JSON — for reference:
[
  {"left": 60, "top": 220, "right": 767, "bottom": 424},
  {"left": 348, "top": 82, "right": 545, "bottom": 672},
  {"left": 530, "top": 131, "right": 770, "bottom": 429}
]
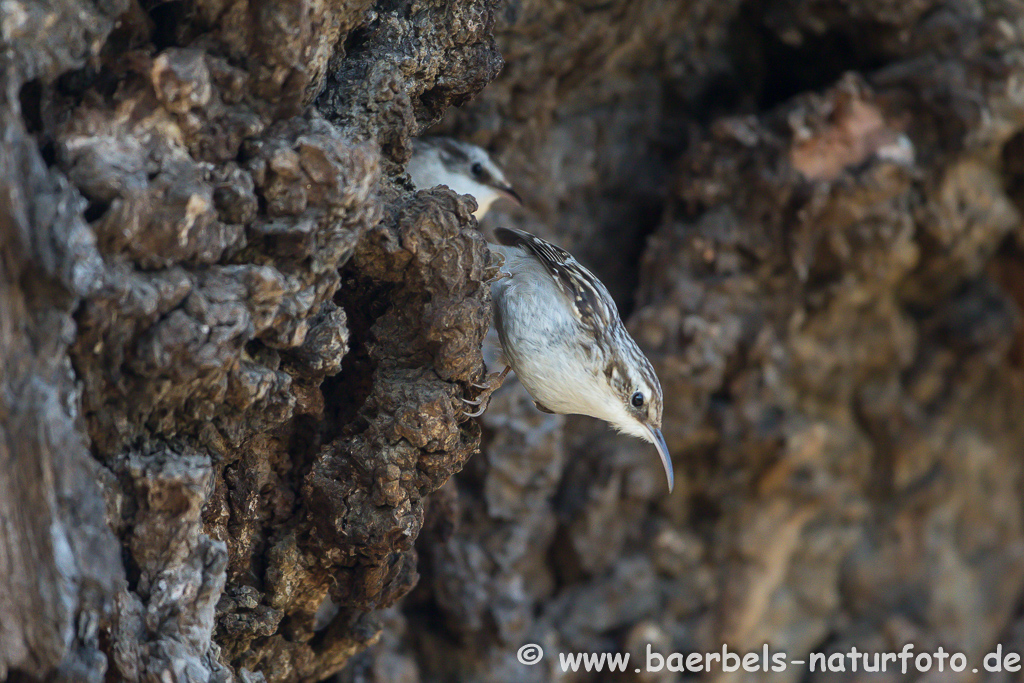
[{"left": 3, "top": 0, "right": 1024, "bottom": 682}]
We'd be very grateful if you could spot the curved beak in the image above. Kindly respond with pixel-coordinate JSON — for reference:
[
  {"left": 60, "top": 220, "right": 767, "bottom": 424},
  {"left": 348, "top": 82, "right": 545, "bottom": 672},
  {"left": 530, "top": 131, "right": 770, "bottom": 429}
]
[
  {"left": 497, "top": 184, "right": 522, "bottom": 206},
  {"left": 644, "top": 425, "right": 674, "bottom": 493}
]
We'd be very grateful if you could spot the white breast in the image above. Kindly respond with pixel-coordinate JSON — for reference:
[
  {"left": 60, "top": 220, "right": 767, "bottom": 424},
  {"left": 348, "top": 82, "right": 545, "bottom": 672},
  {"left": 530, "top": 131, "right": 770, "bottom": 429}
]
[{"left": 489, "top": 244, "right": 621, "bottom": 421}]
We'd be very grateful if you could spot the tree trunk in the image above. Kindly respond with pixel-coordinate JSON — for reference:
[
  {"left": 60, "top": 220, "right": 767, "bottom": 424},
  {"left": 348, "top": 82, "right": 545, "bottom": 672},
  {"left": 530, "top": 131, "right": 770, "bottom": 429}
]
[{"left": 3, "top": 0, "right": 1024, "bottom": 682}]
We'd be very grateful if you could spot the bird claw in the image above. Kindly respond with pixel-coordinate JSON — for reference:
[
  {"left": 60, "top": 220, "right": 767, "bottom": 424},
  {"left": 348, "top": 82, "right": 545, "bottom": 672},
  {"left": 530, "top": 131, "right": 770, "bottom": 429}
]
[
  {"left": 462, "top": 403, "right": 487, "bottom": 418},
  {"left": 485, "top": 270, "right": 511, "bottom": 285},
  {"left": 458, "top": 365, "right": 511, "bottom": 419}
]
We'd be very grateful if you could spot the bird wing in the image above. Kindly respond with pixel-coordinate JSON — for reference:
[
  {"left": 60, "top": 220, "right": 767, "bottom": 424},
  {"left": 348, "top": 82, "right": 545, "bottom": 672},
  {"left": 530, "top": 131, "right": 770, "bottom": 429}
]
[{"left": 494, "top": 228, "right": 617, "bottom": 341}]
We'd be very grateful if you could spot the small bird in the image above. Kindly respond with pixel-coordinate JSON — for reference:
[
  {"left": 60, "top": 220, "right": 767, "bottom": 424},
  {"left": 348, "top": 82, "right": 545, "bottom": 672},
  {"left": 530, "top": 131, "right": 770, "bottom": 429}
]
[
  {"left": 407, "top": 137, "right": 522, "bottom": 218},
  {"left": 487, "top": 228, "right": 674, "bottom": 492}
]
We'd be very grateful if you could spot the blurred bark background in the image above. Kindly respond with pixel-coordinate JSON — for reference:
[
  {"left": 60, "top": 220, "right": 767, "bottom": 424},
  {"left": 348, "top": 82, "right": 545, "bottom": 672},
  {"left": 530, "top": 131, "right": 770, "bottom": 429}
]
[{"left": 2, "top": 0, "right": 1024, "bottom": 681}]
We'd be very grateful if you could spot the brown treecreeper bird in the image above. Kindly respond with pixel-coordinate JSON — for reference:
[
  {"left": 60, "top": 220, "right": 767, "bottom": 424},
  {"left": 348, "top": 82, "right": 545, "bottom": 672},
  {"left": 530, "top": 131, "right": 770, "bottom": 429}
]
[
  {"left": 407, "top": 137, "right": 521, "bottom": 218},
  {"left": 483, "top": 228, "right": 673, "bottom": 492}
]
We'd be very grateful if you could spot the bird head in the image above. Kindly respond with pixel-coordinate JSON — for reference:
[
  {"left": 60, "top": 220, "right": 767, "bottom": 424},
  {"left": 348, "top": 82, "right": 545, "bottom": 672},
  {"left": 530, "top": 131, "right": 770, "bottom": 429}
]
[
  {"left": 593, "top": 341, "right": 674, "bottom": 493},
  {"left": 408, "top": 138, "right": 521, "bottom": 218}
]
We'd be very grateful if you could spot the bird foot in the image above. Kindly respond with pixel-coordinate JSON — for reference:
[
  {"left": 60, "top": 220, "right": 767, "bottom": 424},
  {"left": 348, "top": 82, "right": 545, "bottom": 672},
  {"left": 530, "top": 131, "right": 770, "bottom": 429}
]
[
  {"left": 485, "top": 269, "right": 512, "bottom": 285},
  {"left": 459, "top": 366, "right": 511, "bottom": 418}
]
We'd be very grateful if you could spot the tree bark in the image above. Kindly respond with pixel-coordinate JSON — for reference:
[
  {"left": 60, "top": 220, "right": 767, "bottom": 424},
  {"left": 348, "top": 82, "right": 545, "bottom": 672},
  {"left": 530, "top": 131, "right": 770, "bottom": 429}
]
[{"left": 3, "top": 0, "right": 1024, "bottom": 682}]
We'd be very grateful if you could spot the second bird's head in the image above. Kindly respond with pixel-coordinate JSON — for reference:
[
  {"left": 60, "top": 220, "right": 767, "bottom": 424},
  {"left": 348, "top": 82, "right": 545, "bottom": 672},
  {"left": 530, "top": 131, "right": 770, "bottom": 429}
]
[{"left": 408, "top": 137, "right": 521, "bottom": 219}]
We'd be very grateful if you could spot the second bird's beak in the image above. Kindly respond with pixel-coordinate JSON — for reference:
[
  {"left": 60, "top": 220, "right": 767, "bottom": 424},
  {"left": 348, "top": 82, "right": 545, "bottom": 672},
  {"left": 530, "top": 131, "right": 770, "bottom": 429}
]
[
  {"left": 497, "top": 184, "right": 522, "bottom": 205},
  {"left": 645, "top": 424, "right": 674, "bottom": 493}
]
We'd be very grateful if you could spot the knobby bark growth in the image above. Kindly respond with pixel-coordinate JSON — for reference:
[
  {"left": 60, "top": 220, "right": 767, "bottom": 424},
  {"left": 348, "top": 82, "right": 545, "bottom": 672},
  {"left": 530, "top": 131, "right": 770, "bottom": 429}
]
[{"left": 2, "top": 0, "right": 499, "bottom": 680}]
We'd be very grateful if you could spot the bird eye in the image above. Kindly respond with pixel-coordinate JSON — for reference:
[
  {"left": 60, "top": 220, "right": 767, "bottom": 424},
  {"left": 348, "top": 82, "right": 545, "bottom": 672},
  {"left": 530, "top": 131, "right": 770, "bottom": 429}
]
[
  {"left": 631, "top": 391, "right": 644, "bottom": 408},
  {"left": 471, "top": 162, "right": 485, "bottom": 177}
]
